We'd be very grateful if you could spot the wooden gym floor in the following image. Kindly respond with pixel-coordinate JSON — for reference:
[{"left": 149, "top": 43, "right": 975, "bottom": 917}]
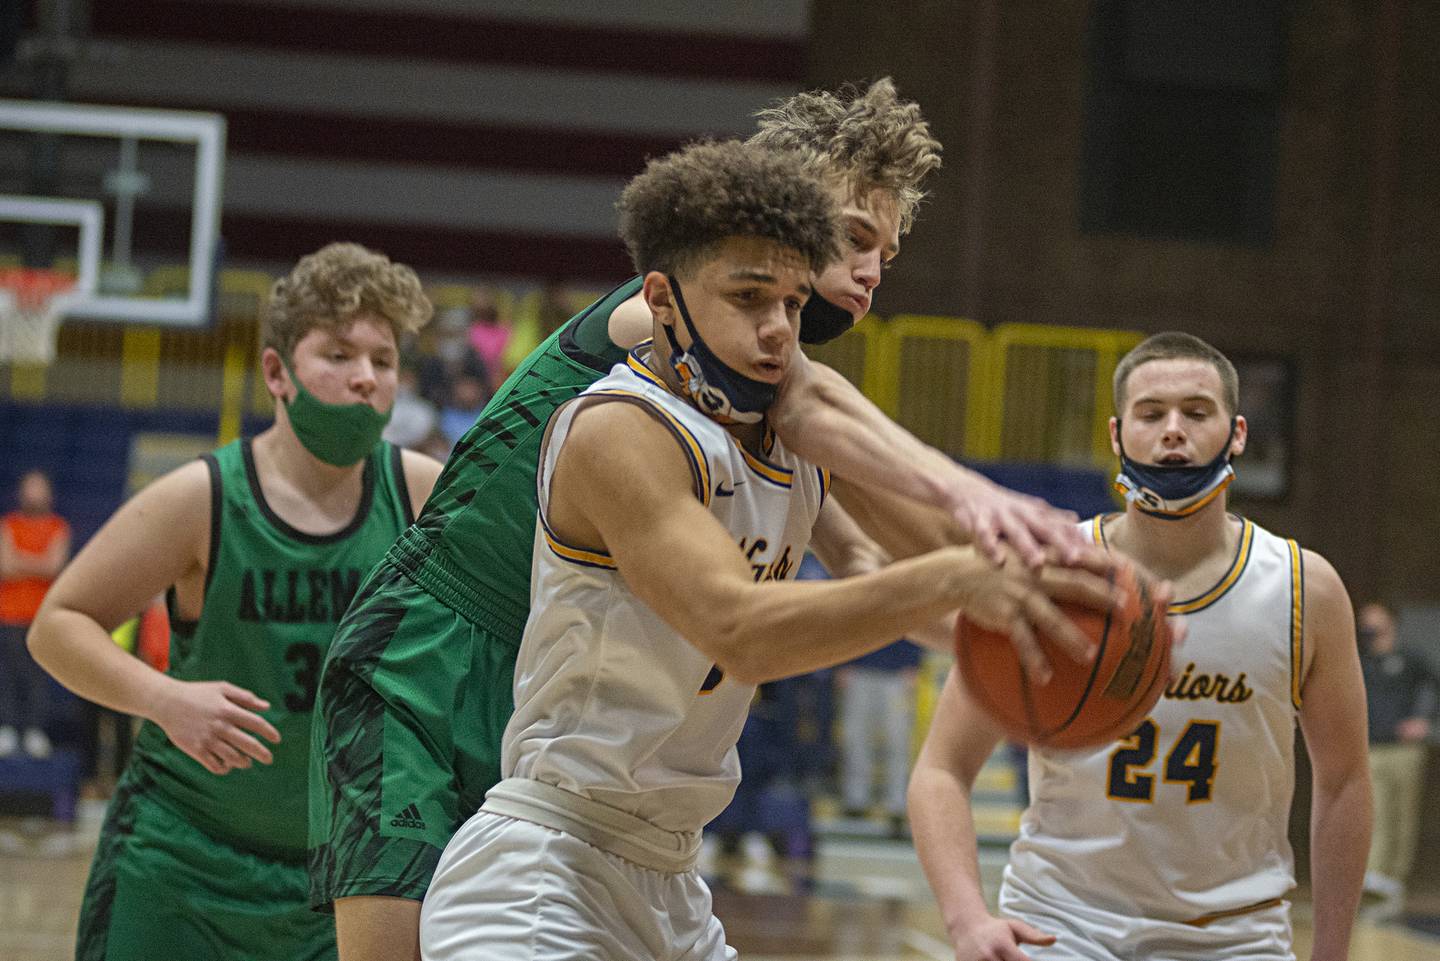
[{"left": 4, "top": 804, "right": 1439, "bottom": 961}]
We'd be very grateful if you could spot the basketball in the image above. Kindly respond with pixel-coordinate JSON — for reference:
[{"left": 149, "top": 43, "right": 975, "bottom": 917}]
[{"left": 955, "top": 563, "right": 1173, "bottom": 749}]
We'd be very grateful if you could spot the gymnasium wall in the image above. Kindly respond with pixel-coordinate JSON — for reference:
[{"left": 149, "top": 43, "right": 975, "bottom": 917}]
[{"left": 810, "top": 0, "right": 1440, "bottom": 610}]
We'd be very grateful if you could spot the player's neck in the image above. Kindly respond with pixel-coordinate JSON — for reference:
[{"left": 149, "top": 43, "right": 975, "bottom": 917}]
[
  {"left": 251, "top": 423, "right": 368, "bottom": 506},
  {"left": 644, "top": 343, "right": 768, "bottom": 453},
  {"left": 1109, "top": 499, "right": 1237, "bottom": 582}
]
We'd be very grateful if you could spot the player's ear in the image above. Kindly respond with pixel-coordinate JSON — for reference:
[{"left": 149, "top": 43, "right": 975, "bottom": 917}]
[
  {"left": 1229, "top": 415, "right": 1248, "bottom": 458},
  {"left": 260, "top": 347, "right": 292, "bottom": 402},
  {"left": 1109, "top": 416, "right": 1121, "bottom": 458},
  {"left": 641, "top": 271, "right": 677, "bottom": 329}
]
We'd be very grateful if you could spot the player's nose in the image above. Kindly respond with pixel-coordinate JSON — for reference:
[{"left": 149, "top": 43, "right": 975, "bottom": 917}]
[
  {"left": 854, "top": 249, "right": 882, "bottom": 292},
  {"left": 349, "top": 358, "right": 378, "bottom": 397}
]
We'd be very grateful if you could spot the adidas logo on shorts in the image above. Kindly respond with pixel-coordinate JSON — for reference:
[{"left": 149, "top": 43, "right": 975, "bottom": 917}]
[{"left": 389, "top": 803, "right": 427, "bottom": 830}]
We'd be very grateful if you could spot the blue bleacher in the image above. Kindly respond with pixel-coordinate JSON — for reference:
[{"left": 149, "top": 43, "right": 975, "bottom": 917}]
[{"left": 0, "top": 749, "right": 82, "bottom": 821}]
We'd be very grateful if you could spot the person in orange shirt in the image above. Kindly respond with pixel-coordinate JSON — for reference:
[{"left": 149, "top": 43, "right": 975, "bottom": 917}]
[{"left": 0, "top": 469, "right": 71, "bottom": 758}]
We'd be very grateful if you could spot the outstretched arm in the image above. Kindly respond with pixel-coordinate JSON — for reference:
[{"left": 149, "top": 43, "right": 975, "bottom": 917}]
[
  {"left": 548, "top": 399, "right": 1117, "bottom": 685},
  {"left": 770, "top": 352, "right": 1086, "bottom": 567},
  {"left": 1297, "top": 551, "right": 1370, "bottom": 961},
  {"left": 807, "top": 494, "right": 957, "bottom": 652}
]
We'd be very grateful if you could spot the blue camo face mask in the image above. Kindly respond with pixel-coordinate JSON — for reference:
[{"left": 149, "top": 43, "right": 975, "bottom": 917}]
[
  {"left": 661, "top": 276, "right": 778, "bottom": 425},
  {"left": 1113, "top": 417, "right": 1237, "bottom": 519}
]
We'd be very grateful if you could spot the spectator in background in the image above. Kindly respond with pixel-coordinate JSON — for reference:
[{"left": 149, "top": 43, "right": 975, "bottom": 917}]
[
  {"left": 419, "top": 304, "right": 491, "bottom": 408},
  {"left": 0, "top": 469, "right": 70, "bottom": 759},
  {"left": 467, "top": 286, "right": 513, "bottom": 384},
  {"left": 536, "top": 279, "right": 573, "bottom": 341},
  {"left": 838, "top": 632, "right": 921, "bottom": 836},
  {"left": 1359, "top": 601, "right": 1435, "bottom": 918},
  {"left": 438, "top": 373, "right": 490, "bottom": 448},
  {"left": 383, "top": 362, "right": 439, "bottom": 450}
]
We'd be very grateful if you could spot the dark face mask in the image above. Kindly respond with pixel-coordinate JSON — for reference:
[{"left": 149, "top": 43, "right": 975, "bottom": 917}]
[
  {"left": 799, "top": 292, "right": 856, "bottom": 345},
  {"left": 661, "top": 276, "right": 778, "bottom": 425},
  {"left": 1113, "top": 417, "right": 1237, "bottom": 519},
  {"left": 281, "top": 357, "right": 392, "bottom": 467}
]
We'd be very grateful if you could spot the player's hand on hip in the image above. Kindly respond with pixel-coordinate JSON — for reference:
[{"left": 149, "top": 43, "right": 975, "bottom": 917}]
[
  {"left": 958, "top": 548, "right": 1122, "bottom": 684},
  {"left": 947, "top": 475, "right": 1087, "bottom": 570},
  {"left": 952, "top": 914, "right": 1056, "bottom": 961},
  {"left": 152, "top": 679, "right": 282, "bottom": 776}
]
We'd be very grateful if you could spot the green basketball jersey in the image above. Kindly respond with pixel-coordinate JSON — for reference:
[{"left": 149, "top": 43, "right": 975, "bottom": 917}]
[
  {"left": 393, "top": 277, "right": 637, "bottom": 641},
  {"left": 133, "top": 438, "right": 413, "bottom": 860}
]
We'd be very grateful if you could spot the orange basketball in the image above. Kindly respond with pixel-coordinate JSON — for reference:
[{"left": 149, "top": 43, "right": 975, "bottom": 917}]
[{"left": 955, "top": 563, "right": 1172, "bottom": 749}]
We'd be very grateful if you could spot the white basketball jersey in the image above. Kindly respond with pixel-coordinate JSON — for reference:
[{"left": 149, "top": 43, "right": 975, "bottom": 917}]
[
  {"left": 502, "top": 348, "right": 827, "bottom": 836},
  {"left": 1003, "top": 515, "right": 1307, "bottom": 923}
]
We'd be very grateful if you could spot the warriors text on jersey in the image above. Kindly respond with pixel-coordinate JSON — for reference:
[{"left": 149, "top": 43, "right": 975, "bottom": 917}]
[
  {"left": 1003, "top": 515, "right": 1306, "bottom": 923},
  {"left": 500, "top": 348, "right": 829, "bottom": 837},
  {"left": 135, "top": 438, "right": 413, "bottom": 860}
]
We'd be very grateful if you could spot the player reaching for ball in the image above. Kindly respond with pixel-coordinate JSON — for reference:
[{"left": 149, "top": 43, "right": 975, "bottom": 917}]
[
  {"left": 910, "top": 332, "right": 1371, "bottom": 961},
  {"left": 417, "top": 140, "right": 1122, "bottom": 961}
]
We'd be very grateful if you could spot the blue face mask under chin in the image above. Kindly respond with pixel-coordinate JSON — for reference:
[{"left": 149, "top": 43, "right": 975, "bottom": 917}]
[
  {"left": 661, "top": 276, "right": 778, "bottom": 425},
  {"left": 1113, "top": 417, "right": 1238, "bottom": 519}
]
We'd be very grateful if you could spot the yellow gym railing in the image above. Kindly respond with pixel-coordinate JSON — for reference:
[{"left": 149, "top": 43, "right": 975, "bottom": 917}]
[{"left": 3, "top": 264, "right": 1144, "bottom": 464}]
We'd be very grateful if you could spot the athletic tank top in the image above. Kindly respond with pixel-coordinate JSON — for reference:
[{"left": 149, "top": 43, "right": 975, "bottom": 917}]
[
  {"left": 388, "top": 278, "right": 637, "bottom": 643},
  {"left": 502, "top": 348, "right": 828, "bottom": 836},
  {"left": 133, "top": 438, "right": 412, "bottom": 860},
  {"left": 1003, "top": 515, "right": 1306, "bottom": 922}
]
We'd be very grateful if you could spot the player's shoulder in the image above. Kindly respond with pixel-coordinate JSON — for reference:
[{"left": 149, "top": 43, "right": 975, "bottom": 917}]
[
  {"left": 561, "top": 394, "right": 701, "bottom": 483},
  {"left": 568, "top": 392, "right": 679, "bottom": 446},
  {"left": 1296, "top": 545, "right": 1348, "bottom": 610},
  {"left": 153, "top": 455, "right": 215, "bottom": 499},
  {"left": 398, "top": 447, "right": 444, "bottom": 502},
  {"left": 119, "top": 456, "right": 215, "bottom": 534}
]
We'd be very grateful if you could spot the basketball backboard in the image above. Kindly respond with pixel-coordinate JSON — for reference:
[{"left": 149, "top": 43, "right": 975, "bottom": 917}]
[{"left": 0, "top": 98, "right": 224, "bottom": 327}]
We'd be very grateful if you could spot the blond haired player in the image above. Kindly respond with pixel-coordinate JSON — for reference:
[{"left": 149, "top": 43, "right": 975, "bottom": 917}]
[
  {"left": 313, "top": 79, "right": 1099, "bottom": 961},
  {"left": 910, "top": 332, "right": 1372, "bottom": 961},
  {"left": 418, "top": 139, "right": 1118, "bottom": 961},
  {"left": 29, "top": 243, "right": 442, "bottom": 961}
]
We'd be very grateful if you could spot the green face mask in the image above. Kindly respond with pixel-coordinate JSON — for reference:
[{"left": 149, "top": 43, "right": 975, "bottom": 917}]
[{"left": 280, "top": 358, "right": 392, "bottom": 466}]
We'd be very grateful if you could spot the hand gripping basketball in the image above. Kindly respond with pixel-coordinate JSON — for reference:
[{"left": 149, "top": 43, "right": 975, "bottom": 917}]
[{"left": 955, "top": 561, "right": 1174, "bottom": 749}]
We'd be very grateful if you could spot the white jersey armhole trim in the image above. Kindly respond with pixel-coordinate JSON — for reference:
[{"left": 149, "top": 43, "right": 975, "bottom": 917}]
[
  {"left": 534, "top": 390, "right": 713, "bottom": 570},
  {"left": 1288, "top": 539, "right": 1305, "bottom": 710}
]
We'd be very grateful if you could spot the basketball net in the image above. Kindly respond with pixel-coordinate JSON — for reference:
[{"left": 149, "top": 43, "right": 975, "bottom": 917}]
[{"left": 0, "top": 267, "right": 74, "bottom": 365}]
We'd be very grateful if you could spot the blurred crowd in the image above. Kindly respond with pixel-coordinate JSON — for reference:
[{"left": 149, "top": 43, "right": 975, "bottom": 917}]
[{"left": 384, "top": 281, "right": 599, "bottom": 459}]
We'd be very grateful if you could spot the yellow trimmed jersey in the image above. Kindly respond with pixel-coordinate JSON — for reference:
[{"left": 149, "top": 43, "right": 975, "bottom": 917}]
[
  {"left": 1002, "top": 514, "right": 1306, "bottom": 924},
  {"left": 502, "top": 347, "right": 828, "bottom": 836}
]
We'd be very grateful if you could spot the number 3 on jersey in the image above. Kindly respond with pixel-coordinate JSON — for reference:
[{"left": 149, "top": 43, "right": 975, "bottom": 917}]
[{"left": 1107, "top": 719, "right": 1220, "bottom": 803}]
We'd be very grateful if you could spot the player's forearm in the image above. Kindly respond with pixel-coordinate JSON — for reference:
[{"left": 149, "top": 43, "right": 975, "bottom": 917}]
[
  {"left": 909, "top": 764, "right": 993, "bottom": 939},
  {"left": 710, "top": 546, "right": 984, "bottom": 683},
  {"left": 28, "top": 605, "right": 176, "bottom": 721},
  {"left": 772, "top": 361, "right": 959, "bottom": 514},
  {"left": 335, "top": 896, "right": 422, "bottom": 961},
  {"left": 808, "top": 499, "right": 889, "bottom": 578},
  {"left": 1307, "top": 773, "right": 1371, "bottom": 961},
  {"left": 831, "top": 477, "right": 971, "bottom": 560}
]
